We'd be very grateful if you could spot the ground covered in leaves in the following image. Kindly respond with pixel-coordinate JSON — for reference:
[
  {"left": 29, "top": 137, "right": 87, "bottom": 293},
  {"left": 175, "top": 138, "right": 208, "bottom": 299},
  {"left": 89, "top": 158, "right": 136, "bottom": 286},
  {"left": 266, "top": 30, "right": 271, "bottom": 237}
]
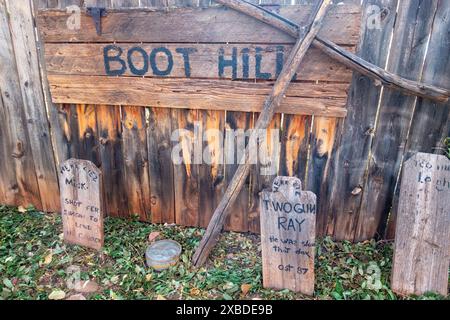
[{"left": 0, "top": 205, "right": 448, "bottom": 300}]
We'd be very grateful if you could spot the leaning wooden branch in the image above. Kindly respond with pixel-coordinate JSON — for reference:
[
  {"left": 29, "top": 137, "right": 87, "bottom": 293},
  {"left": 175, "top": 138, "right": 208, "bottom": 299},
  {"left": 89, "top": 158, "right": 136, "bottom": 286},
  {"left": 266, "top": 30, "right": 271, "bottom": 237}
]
[
  {"left": 215, "top": 0, "right": 450, "bottom": 103},
  {"left": 192, "top": 0, "right": 332, "bottom": 267}
]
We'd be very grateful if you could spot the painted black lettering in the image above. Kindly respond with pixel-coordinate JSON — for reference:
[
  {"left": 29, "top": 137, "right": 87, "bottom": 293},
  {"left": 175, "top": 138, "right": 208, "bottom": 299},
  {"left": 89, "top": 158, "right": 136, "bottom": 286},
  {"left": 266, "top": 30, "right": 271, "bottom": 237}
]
[
  {"left": 150, "top": 47, "right": 174, "bottom": 76},
  {"left": 218, "top": 47, "right": 237, "bottom": 79},
  {"left": 127, "top": 46, "right": 148, "bottom": 76},
  {"left": 103, "top": 45, "right": 126, "bottom": 76},
  {"left": 176, "top": 47, "right": 197, "bottom": 77}
]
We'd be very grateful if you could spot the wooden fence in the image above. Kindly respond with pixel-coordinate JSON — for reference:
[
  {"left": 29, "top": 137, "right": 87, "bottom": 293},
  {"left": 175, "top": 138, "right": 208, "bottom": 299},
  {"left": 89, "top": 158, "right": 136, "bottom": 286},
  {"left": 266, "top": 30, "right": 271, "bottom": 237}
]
[{"left": 0, "top": 0, "right": 448, "bottom": 241}]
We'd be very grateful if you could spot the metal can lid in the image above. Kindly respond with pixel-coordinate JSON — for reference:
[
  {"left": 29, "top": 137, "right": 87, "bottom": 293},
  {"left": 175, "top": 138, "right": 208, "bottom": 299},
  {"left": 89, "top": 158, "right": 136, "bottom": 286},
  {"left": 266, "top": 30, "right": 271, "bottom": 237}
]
[{"left": 146, "top": 239, "right": 182, "bottom": 263}]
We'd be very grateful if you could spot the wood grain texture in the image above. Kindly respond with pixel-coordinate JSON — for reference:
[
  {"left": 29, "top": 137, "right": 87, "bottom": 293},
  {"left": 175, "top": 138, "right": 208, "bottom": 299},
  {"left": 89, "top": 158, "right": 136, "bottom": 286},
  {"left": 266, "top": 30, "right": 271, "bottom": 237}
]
[
  {"left": 279, "top": 115, "right": 311, "bottom": 181},
  {"left": 386, "top": 1, "right": 450, "bottom": 239},
  {"left": 356, "top": 0, "right": 440, "bottom": 242},
  {"left": 47, "top": 75, "right": 348, "bottom": 117},
  {"left": 44, "top": 43, "right": 354, "bottom": 82},
  {"left": 306, "top": 116, "right": 338, "bottom": 237},
  {"left": 322, "top": 0, "right": 398, "bottom": 241},
  {"left": 147, "top": 107, "right": 175, "bottom": 223},
  {"left": 0, "top": 0, "right": 42, "bottom": 209},
  {"left": 217, "top": 0, "right": 449, "bottom": 102},
  {"left": 224, "top": 111, "right": 251, "bottom": 232},
  {"left": 260, "top": 176, "right": 316, "bottom": 295},
  {"left": 59, "top": 158, "right": 104, "bottom": 250},
  {"left": 172, "top": 108, "right": 200, "bottom": 227},
  {"left": 198, "top": 110, "right": 226, "bottom": 228},
  {"left": 192, "top": 0, "right": 331, "bottom": 267},
  {"left": 121, "top": 106, "right": 151, "bottom": 220},
  {"left": 36, "top": 4, "right": 361, "bottom": 45},
  {"left": 391, "top": 153, "right": 450, "bottom": 296},
  {"left": 96, "top": 105, "right": 127, "bottom": 217},
  {"left": 248, "top": 113, "right": 281, "bottom": 233},
  {"left": 6, "top": 0, "right": 60, "bottom": 212}
]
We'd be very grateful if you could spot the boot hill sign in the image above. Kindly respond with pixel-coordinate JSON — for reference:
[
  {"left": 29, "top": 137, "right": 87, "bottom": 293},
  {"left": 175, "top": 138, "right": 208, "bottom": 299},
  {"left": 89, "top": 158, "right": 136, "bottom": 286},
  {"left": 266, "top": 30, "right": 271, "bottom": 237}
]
[{"left": 36, "top": 4, "right": 361, "bottom": 117}]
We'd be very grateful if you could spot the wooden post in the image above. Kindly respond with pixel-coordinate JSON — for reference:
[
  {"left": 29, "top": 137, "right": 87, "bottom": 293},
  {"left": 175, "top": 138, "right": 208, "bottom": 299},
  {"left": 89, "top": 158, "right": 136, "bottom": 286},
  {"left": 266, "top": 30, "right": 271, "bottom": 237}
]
[
  {"left": 215, "top": 0, "right": 449, "bottom": 102},
  {"left": 59, "top": 159, "right": 104, "bottom": 250},
  {"left": 192, "top": 0, "right": 331, "bottom": 267},
  {"left": 260, "top": 177, "right": 316, "bottom": 295},
  {"left": 391, "top": 153, "right": 450, "bottom": 296}
]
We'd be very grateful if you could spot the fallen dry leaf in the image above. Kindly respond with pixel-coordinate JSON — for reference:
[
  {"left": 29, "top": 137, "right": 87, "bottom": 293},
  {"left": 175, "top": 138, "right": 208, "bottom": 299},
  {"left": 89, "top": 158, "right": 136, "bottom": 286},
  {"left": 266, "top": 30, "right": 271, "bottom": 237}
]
[
  {"left": 241, "top": 284, "right": 252, "bottom": 296},
  {"left": 156, "top": 295, "right": 166, "bottom": 300},
  {"left": 190, "top": 287, "right": 201, "bottom": 296},
  {"left": 43, "top": 251, "right": 53, "bottom": 265},
  {"left": 148, "top": 231, "right": 160, "bottom": 242},
  {"left": 75, "top": 280, "right": 99, "bottom": 293},
  {"left": 48, "top": 289, "right": 66, "bottom": 300},
  {"left": 18, "top": 206, "right": 27, "bottom": 213},
  {"left": 145, "top": 274, "right": 152, "bottom": 282}
]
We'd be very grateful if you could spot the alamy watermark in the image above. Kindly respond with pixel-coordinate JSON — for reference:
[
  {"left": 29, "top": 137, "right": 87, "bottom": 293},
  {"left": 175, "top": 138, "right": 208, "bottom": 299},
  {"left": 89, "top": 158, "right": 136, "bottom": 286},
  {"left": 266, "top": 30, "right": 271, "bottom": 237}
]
[{"left": 171, "top": 122, "right": 280, "bottom": 176}]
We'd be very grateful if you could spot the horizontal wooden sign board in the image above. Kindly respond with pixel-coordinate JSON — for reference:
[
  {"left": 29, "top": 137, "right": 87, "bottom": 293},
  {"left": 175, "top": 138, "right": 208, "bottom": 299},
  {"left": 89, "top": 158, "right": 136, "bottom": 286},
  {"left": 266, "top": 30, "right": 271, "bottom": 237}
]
[
  {"left": 37, "top": 5, "right": 361, "bottom": 45},
  {"left": 37, "top": 5, "right": 361, "bottom": 116},
  {"left": 45, "top": 44, "right": 355, "bottom": 82},
  {"left": 48, "top": 75, "right": 348, "bottom": 117}
]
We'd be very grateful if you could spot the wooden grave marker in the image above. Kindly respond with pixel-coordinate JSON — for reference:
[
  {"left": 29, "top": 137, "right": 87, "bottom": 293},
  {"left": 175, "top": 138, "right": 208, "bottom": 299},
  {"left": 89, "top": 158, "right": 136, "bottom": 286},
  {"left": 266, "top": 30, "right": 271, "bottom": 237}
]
[
  {"left": 59, "top": 159, "right": 104, "bottom": 250},
  {"left": 391, "top": 153, "right": 450, "bottom": 296},
  {"left": 260, "top": 176, "right": 316, "bottom": 295}
]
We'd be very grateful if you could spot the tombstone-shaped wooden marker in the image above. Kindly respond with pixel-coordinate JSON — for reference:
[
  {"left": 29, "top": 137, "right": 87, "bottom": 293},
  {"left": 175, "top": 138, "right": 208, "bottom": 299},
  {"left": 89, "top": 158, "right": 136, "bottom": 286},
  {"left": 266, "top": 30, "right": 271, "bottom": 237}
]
[
  {"left": 260, "top": 176, "right": 316, "bottom": 295},
  {"left": 392, "top": 153, "right": 450, "bottom": 296},
  {"left": 59, "top": 159, "right": 104, "bottom": 250}
]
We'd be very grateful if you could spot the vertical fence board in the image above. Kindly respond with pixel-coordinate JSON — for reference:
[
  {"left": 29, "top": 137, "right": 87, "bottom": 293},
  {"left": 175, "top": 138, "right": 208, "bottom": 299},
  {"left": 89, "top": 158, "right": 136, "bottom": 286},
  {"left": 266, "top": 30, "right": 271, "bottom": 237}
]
[
  {"left": 279, "top": 115, "right": 312, "bottom": 181},
  {"left": 172, "top": 109, "right": 200, "bottom": 227},
  {"left": 385, "top": 0, "right": 450, "bottom": 239},
  {"left": 121, "top": 106, "right": 151, "bottom": 220},
  {"left": 147, "top": 107, "right": 175, "bottom": 223},
  {"left": 96, "top": 105, "right": 127, "bottom": 217},
  {"left": 356, "top": 0, "right": 440, "bottom": 242},
  {"left": 248, "top": 114, "right": 281, "bottom": 233},
  {"left": 224, "top": 111, "right": 252, "bottom": 232},
  {"left": 322, "top": 0, "right": 398, "bottom": 240},
  {"left": 0, "top": 89, "right": 17, "bottom": 204},
  {"left": 307, "top": 116, "right": 339, "bottom": 236},
  {"left": 0, "top": 0, "right": 42, "bottom": 209},
  {"left": 6, "top": 0, "right": 59, "bottom": 212},
  {"left": 198, "top": 110, "right": 226, "bottom": 228}
]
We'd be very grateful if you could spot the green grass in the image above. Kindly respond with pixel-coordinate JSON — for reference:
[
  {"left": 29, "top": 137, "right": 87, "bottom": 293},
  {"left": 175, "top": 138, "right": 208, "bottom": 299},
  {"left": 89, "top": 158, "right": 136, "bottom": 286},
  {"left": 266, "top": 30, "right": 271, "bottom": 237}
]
[{"left": 0, "top": 205, "right": 447, "bottom": 300}]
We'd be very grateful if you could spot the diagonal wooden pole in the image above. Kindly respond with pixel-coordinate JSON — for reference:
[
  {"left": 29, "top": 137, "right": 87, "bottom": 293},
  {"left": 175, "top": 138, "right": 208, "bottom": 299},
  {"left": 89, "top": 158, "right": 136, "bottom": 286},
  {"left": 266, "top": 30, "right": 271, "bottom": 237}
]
[
  {"left": 192, "top": 0, "right": 332, "bottom": 267},
  {"left": 215, "top": 0, "right": 449, "bottom": 103}
]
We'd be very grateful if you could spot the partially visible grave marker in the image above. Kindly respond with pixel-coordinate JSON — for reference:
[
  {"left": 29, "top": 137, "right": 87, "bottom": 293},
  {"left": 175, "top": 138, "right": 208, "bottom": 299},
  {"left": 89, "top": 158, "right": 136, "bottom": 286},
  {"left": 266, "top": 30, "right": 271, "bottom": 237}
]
[
  {"left": 391, "top": 153, "right": 450, "bottom": 296},
  {"left": 260, "top": 176, "right": 316, "bottom": 295},
  {"left": 59, "top": 159, "right": 104, "bottom": 250}
]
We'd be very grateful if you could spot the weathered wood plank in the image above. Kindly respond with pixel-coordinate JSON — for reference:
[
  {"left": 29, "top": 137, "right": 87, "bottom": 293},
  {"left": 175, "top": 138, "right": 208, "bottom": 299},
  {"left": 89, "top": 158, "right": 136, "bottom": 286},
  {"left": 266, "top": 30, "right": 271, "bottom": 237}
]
[
  {"left": 385, "top": 0, "right": 450, "bottom": 239},
  {"left": 218, "top": 0, "right": 449, "bottom": 103},
  {"left": 96, "top": 105, "right": 127, "bottom": 217},
  {"left": 198, "top": 110, "right": 226, "bottom": 228},
  {"left": 224, "top": 111, "right": 252, "bottom": 232},
  {"left": 172, "top": 109, "right": 200, "bottom": 227},
  {"left": 356, "top": 0, "right": 440, "bottom": 242},
  {"left": 260, "top": 176, "right": 316, "bottom": 295},
  {"left": 59, "top": 158, "right": 104, "bottom": 250},
  {"left": 73, "top": 104, "right": 101, "bottom": 165},
  {"left": 279, "top": 114, "right": 311, "bottom": 180},
  {"left": 306, "top": 116, "right": 338, "bottom": 237},
  {"left": 36, "top": 5, "right": 361, "bottom": 45},
  {"left": 391, "top": 153, "right": 450, "bottom": 296},
  {"left": 121, "top": 106, "right": 151, "bottom": 220},
  {"left": 147, "top": 107, "right": 175, "bottom": 224},
  {"left": 44, "top": 43, "right": 354, "bottom": 82},
  {"left": 0, "top": 87, "right": 18, "bottom": 205},
  {"left": 0, "top": 0, "right": 42, "bottom": 209},
  {"left": 322, "top": 0, "right": 398, "bottom": 241},
  {"left": 47, "top": 75, "right": 348, "bottom": 117},
  {"left": 6, "top": 0, "right": 60, "bottom": 212},
  {"left": 249, "top": 113, "right": 281, "bottom": 233}
]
